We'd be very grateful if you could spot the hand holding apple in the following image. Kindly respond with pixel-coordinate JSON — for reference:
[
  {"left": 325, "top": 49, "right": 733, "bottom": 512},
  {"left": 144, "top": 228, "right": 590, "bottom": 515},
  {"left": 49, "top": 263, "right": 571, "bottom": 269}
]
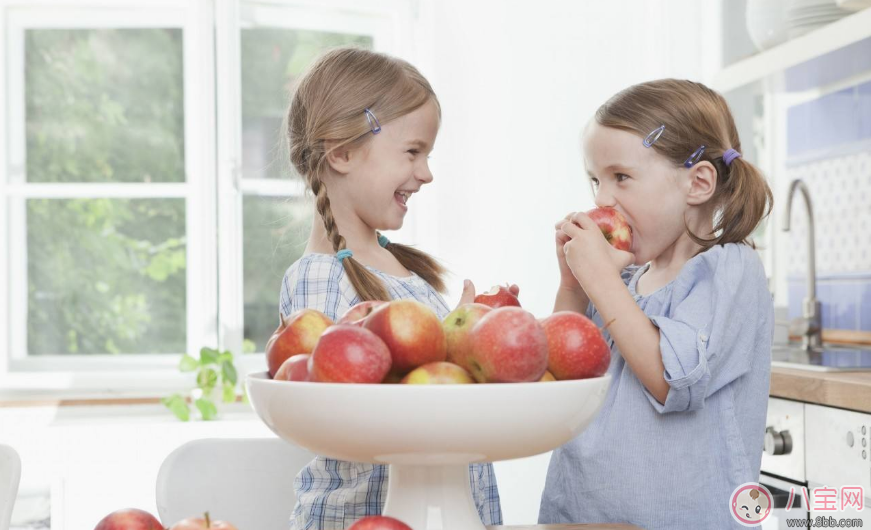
[
  {"left": 93, "top": 508, "right": 163, "bottom": 530},
  {"left": 555, "top": 212, "right": 583, "bottom": 291},
  {"left": 586, "top": 207, "right": 632, "bottom": 251},
  {"left": 561, "top": 210, "right": 635, "bottom": 288}
]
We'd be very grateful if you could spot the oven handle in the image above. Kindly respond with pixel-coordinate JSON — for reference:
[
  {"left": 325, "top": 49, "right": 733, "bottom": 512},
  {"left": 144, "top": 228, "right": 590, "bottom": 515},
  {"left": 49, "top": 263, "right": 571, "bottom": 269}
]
[{"left": 759, "top": 481, "right": 803, "bottom": 509}]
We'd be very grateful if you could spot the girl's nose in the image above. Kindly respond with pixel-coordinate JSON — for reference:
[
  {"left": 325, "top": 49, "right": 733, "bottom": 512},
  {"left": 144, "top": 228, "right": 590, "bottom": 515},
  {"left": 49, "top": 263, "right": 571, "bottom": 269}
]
[
  {"left": 594, "top": 191, "right": 615, "bottom": 209},
  {"left": 416, "top": 161, "right": 434, "bottom": 184}
]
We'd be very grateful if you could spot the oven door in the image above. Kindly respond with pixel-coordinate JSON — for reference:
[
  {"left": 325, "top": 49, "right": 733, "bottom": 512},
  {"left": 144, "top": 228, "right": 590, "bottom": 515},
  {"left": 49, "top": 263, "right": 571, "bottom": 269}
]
[{"left": 760, "top": 473, "right": 809, "bottom": 530}]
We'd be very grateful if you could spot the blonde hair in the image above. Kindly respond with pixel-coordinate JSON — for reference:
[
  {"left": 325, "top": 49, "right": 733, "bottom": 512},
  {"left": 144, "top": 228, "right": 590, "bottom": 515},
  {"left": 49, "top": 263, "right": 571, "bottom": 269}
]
[
  {"left": 287, "top": 47, "right": 446, "bottom": 301},
  {"left": 595, "top": 79, "right": 773, "bottom": 252}
]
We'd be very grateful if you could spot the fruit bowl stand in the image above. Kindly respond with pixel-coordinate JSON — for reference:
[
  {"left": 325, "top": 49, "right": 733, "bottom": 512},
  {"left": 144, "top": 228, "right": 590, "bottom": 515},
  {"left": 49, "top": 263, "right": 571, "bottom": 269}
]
[{"left": 246, "top": 372, "right": 613, "bottom": 530}]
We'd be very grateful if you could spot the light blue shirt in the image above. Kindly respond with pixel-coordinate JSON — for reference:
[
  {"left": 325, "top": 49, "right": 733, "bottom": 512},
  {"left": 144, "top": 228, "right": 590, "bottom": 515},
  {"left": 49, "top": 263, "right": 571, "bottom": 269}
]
[
  {"left": 539, "top": 243, "right": 773, "bottom": 530},
  {"left": 279, "top": 253, "right": 503, "bottom": 530}
]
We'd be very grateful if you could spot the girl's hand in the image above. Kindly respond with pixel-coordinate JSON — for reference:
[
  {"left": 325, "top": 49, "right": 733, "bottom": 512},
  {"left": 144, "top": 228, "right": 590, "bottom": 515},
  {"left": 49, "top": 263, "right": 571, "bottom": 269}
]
[
  {"left": 555, "top": 212, "right": 582, "bottom": 292},
  {"left": 456, "top": 281, "right": 520, "bottom": 308},
  {"left": 561, "top": 212, "right": 635, "bottom": 288}
]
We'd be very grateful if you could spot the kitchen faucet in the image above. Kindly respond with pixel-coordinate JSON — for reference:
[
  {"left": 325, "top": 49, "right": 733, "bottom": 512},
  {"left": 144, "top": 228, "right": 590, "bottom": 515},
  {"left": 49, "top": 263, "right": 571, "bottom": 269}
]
[{"left": 782, "top": 179, "right": 822, "bottom": 350}]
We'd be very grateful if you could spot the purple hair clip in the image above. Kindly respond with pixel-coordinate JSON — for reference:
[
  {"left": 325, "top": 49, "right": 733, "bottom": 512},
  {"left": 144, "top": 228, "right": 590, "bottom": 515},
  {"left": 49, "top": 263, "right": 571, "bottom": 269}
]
[
  {"left": 364, "top": 108, "right": 381, "bottom": 134},
  {"left": 683, "top": 145, "right": 706, "bottom": 168},
  {"left": 643, "top": 125, "right": 666, "bottom": 148},
  {"left": 723, "top": 148, "right": 742, "bottom": 166}
]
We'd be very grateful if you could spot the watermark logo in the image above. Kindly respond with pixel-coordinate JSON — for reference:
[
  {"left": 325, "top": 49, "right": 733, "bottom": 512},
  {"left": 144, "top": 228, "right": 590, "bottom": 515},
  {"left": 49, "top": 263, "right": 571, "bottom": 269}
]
[{"left": 730, "top": 482, "right": 773, "bottom": 526}]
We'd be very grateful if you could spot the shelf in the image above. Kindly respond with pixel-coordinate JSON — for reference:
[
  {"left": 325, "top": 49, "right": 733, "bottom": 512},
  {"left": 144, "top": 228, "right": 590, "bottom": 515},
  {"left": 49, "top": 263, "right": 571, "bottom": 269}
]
[{"left": 711, "top": 8, "right": 871, "bottom": 93}]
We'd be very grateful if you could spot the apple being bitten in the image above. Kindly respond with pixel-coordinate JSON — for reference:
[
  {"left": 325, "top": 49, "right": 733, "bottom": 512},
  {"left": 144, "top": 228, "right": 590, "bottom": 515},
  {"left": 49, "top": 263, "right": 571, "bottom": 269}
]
[
  {"left": 93, "top": 508, "right": 163, "bottom": 530},
  {"left": 348, "top": 515, "right": 413, "bottom": 530},
  {"left": 541, "top": 311, "right": 610, "bottom": 380},
  {"left": 308, "top": 325, "right": 392, "bottom": 384},
  {"left": 442, "top": 303, "right": 492, "bottom": 374},
  {"left": 266, "top": 309, "right": 333, "bottom": 378},
  {"left": 466, "top": 307, "right": 549, "bottom": 383},
  {"left": 400, "top": 361, "right": 475, "bottom": 384},
  {"left": 364, "top": 299, "right": 447, "bottom": 375},
  {"left": 586, "top": 207, "right": 632, "bottom": 251},
  {"left": 337, "top": 300, "right": 387, "bottom": 326},
  {"left": 274, "top": 353, "right": 311, "bottom": 382},
  {"left": 474, "top": 285, "right": 521, "bottom": 308}
]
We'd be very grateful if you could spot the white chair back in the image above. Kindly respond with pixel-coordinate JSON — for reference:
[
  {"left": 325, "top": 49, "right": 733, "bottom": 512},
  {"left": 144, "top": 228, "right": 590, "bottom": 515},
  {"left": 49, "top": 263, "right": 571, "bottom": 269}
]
[
  {"left": 156, "top": 437, "right": 316, "bottom": 530},
  {"left": 0, "top": 444, "right": 22, "bottom": 530}
]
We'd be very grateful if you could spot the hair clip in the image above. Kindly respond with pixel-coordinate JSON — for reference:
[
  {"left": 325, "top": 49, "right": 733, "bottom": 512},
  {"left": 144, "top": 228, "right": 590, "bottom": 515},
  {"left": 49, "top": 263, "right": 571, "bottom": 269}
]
[
  {"left": 336, "top": 249, "right": 354, "bottom": 261},
  {"left": 723, "top": 148, "right": 742, "bottom": 166},
  {"left": 364, "top": 108, "right": 381, "bottom": 134},
  {"left": 683, "top": 145, "right": 706, "bottom": 168},
  {"left": 377, "top": 233, "right": 390, "bottom": 248},
  {"left": 643, "top": 125, "right": 666, "bottom": 148}
]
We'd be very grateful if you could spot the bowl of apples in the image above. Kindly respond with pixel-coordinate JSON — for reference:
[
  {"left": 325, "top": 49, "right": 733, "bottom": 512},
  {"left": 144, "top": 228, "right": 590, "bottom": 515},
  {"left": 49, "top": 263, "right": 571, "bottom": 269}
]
[{"left": 247, "top": 284, "right": 614, "bottom": 530}]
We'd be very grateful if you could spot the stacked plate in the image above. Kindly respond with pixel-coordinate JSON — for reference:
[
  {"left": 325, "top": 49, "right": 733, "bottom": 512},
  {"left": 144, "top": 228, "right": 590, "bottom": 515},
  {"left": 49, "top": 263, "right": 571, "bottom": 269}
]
[{"left": 787, "top": 0, "right": 852, "bottom": 38}]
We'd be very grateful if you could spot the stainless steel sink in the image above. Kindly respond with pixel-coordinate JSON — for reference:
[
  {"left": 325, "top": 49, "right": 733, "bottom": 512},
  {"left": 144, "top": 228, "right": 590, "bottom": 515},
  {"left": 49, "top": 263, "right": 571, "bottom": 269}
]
[{"left": 771, "top": 343, "right": 871, "bottom": 372}]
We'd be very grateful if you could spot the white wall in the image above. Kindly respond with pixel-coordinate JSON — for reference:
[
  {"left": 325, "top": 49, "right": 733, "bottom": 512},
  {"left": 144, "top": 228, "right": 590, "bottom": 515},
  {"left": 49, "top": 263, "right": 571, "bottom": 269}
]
[{"left": 408, "top": 0, "right": 721, "bottom": 316}]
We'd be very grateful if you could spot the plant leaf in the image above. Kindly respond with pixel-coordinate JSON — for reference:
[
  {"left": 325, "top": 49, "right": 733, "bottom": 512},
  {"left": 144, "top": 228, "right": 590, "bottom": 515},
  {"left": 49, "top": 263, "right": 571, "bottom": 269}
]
[
  {"left": 222, "top": 382, "right": 236, "bottom": 403},
  {"left": 221, "top": 360, "right": 238, "bottom": 386},
  {"left": 161, "top": 394, "right": 190, "bottom": 422},
  {"left": 197, "top": 367, "right": 218, "bottom": 392},
  {"left": 195, "top": 397, "right": 218, "bottom": 421},
  {"left": 217, "top": 351, "right": 233, "bottom": 364},
  {"left": 199, "top": 347, "right": 219, "bottom": 366},
  {"left": 179, "top": 354, "right": 199, "bottom": 372}
]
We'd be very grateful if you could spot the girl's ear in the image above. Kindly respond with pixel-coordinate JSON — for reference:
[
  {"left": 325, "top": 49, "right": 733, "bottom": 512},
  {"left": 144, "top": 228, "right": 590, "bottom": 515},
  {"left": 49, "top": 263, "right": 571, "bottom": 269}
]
[
  {"left": 324, "top": 140, "right": 354, "bottom": 175},
  {"left": 686, "top": 161, "right": 717, "bottom": 206}
]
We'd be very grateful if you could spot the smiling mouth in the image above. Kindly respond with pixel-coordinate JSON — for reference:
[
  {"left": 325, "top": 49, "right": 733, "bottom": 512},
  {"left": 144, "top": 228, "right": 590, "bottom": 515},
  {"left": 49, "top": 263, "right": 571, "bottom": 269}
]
[{"left": 395, "top": 190, "right": 416, "bottom": 207}]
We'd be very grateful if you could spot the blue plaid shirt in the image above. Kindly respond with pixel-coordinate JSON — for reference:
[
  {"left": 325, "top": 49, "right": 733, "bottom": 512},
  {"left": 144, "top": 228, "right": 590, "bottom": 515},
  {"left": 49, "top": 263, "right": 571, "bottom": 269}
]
[{"left": 279, "top": 253, "right": 504, "bottom": 530}]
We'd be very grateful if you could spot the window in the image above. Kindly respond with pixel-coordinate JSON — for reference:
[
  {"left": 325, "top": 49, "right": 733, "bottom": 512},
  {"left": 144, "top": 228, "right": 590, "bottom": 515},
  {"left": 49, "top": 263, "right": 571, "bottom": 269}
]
[{"left": 1, "top": 0, "right": 416, "bottom": 390}]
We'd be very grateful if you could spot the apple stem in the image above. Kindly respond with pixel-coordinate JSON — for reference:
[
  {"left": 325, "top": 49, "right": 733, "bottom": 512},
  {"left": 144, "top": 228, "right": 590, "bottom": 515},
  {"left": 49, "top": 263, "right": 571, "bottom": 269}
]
[
  {"left": 602, "top": 317, "right": 617, "bottom": 332},
  {"left": 204, "top": 512, "right": 211, "bottom": 528}
]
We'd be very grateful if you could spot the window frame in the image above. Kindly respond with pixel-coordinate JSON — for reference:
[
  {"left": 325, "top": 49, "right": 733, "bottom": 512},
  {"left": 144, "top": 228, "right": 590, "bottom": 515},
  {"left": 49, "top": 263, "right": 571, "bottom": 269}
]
[
  {"left": 0, "top": 0, "right": 218, "bottom": 391},
  {"left": 0, "top": 0, "right": 421, "bottom": 394}
]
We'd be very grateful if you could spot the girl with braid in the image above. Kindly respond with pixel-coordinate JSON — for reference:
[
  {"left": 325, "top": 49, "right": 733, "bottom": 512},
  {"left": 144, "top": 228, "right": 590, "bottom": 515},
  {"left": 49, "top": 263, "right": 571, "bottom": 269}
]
[{"left": 273, "top": 47, "right": 504, "bottom": 530}]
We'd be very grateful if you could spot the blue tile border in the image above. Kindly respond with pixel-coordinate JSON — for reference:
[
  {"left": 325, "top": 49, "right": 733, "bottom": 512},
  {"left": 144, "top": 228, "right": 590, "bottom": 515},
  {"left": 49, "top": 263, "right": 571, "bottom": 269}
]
[{"left": 788, "top": 273, "right": 871, "bottom": 331}]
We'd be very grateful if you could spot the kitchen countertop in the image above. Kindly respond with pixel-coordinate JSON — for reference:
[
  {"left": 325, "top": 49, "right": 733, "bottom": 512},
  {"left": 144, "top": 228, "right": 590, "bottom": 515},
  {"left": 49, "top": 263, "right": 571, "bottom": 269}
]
[{"left": 771, "top": 365, "right": 871, "bottom": 413}]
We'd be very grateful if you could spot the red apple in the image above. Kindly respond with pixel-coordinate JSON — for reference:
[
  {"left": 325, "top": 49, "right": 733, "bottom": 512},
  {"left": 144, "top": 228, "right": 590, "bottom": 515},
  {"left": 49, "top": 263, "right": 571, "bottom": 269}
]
[
  {"left": 363, "top": 300, "right": 447, "bottom": 375},
  {"left": 539, "top": 370, "right": 556, "bottom": 382},
  {"left": 169, "top": 512, "right": 238, "bottom": 530},
  {"left": 308, "top": 325, "right": 392, "bottom": 383},
  {"left": 274, "top": 353, "right": 311, "bottom": 382},
  {"left": 466, "top": 307, "right": 549, "bottom": 383},
  {"left": 337, "top": 301, "right": 388, "bottom": 326},
  {"left": 586, "top": 207, "right": 632, "bottom": 251},
  {"left": 474, "top": 285, "right": 521, "bottom": 308},
  {"left": 94, "top": 508, "right": 163, "bottom": 530},
  {"left": 266, "top": 309, "right": 333, "bottom": 378},
  {"left": 400, "top": 362, "right": 475, "bottom": 384},
  {"left": 348, "top": 515, "right": 413, "bottom": 530},
  {"left": 541, "top": 311, "right": 610, "bottom": 380},
  {"left": 442, "top": 303, "right": 492, "bottom": 373}
]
